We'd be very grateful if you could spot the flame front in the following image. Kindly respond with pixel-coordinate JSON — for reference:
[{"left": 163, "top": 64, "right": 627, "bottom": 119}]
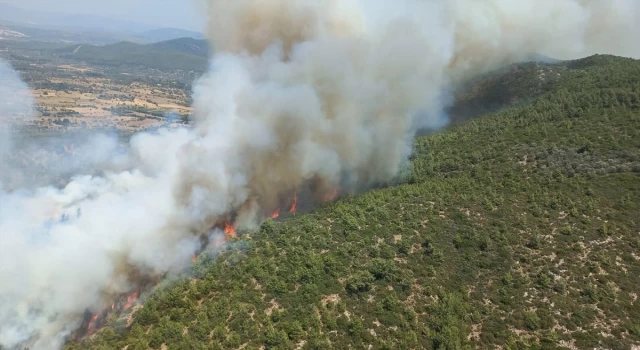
[
  {"left": 224, "top": 222, "right": 236, "bottom": 239},
  {"left": 323, "top": 188, "right": 338, "bottom": 202},
  {"left": 82, "top": 191, "right": 335, "bottom": 338},
  {"left": 123, "top": 292, "right": 138, "bottom": 310},
  {"left": 87, "top": 314, "right": 99, "bottom": 335},
  {"left": 289, "top": 194, "right": 298, "bottom": 213}
]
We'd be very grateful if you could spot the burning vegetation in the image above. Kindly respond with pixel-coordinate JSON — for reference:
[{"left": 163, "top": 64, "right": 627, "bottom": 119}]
[
  {"left": 74, "top": 186, "right": 340, "bottom": 338},
  {"left": 79, "top": 291, "right": 140, "bottom": 340}
]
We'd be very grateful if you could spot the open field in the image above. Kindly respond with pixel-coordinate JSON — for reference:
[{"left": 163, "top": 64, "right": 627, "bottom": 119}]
[
  {"left": 0, "top": 39, "right": 200, "bottom": 190},
  {"left": 31, "top": 76, "right": 191, "bottom": 132},
  {"left": 0, "top": 41, "right": 197, "bottom": 132}
]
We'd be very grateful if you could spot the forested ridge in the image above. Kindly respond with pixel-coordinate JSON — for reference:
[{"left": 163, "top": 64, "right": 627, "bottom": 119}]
[{"left": 67, "top": 54, "right": 640, "bottom": 350}]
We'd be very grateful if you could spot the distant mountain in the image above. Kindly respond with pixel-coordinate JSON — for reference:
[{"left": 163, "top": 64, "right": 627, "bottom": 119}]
[
  {"left": 57, "top": 14, "right": 155, "bottom": 33},
  {"left": 149, "top": 37, "right": 209, "bottom": 56},
  {"left": 141, "top": 28, "right": 204, "bottom": 43},
  {"left": 0, "top": 3, "right": 154, "bottom": 32},
  {"left": 0, "top": 22, "right": 135, "bottom": 45},
  {"left": 0, "top": 3, "right": 51, "bottom": 27},
  {"left": 0, "top": 3, "right": 202, "bottom": 45},
  {"left": 56, "top": 38, "right": 210, "bottom": 72}
]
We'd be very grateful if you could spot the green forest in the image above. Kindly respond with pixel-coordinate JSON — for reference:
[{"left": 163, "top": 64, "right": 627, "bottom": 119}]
[{"left": 66, "top": 55, "right": 640, "bottom": 350}]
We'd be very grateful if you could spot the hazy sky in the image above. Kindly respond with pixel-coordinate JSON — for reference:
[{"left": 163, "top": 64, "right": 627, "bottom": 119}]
[{"left": 2, "top": 0, "right": 204, "bottom": 31}]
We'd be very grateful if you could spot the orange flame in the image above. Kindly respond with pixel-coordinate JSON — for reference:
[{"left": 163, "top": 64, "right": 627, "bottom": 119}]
[
  {"left": 224, "top": 222, "right": 236, "bottom": 239},
  {"left": 289, "top": 194, "right": 298, "bottom": 213},
  {"left": 191, "top": 254, "right": 197, "bottom": 263},
  {"left": 323, "top": 188, "right": 338, "bottom": 202},
  {"left": 111, "top": 303, "right": 115, "bottom": 310},
  {"left": 87, "top": 313, "right": 99, "bottom": 334},
  {"left": 271, "top": 209, "right": 280, "bottom": 219},
  {"left": 123, "top": 292, "right": 138, "bottom": 310}
]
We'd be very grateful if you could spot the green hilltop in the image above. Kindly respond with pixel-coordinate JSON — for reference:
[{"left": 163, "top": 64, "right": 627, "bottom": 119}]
[
  {"left": 0, "top": 37, "right": 211, "bottom": 72},
  {"left": 55, "top": 38, "right": 210, "bottom": 72},
  {"left": 66, "top": 54, "right": 640, "bottom": 350}
]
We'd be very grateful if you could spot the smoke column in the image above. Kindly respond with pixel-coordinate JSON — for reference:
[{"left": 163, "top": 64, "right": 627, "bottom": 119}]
[{"left": 1, "top": 0, "right": 639, "bottom": 349}]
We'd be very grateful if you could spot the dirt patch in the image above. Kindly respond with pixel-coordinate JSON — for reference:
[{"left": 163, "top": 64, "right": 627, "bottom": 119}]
[
  {"left": 126, "top": 305, "right": 143, "bottom": 327},
  {"left": 265, "top": 299, "right": 281, "bottom": 316},
  {"left": 321, "top": 294, "right": 341, "bottom": 307}
]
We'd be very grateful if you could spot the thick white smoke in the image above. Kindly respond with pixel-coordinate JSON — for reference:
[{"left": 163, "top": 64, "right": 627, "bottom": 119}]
[{"left": 1, "top": 0, "right": 639, "bottom": 349}]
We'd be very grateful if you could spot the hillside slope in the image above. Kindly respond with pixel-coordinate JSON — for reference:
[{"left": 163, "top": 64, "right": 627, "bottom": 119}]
[
  {"left": 141, "top": 28, "right": 205, "bottom": 43},
  {"left": 56, "top": 38, "right": 209, "bottom": 72},
  {"left": 448, "top": 61, "right": 568, "bottom": 123},
  {"left": 66, "top": 55, "right": 640, "bottom": 350}
]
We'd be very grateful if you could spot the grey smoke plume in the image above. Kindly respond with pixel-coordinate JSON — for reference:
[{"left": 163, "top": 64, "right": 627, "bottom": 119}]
[
  {"left": 1, "top": 0, "right": 640, "bottom": 349},
  {"left": 0, "top": 60, "right": 35, "bottom": 187}
]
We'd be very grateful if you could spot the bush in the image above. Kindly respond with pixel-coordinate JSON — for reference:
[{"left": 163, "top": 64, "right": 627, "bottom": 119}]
[{"left": 345, "top": 271, "right": 374, "bottom": 294}]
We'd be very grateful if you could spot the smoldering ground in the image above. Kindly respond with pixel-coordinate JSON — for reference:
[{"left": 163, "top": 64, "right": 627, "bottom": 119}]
[{"left": 1, "top": 0, "right": 640, "bottom": 349}]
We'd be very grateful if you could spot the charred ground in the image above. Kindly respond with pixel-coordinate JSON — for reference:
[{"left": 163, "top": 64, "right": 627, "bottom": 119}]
[{"left": 51, "top": 54, "right": 640, "bottom": 349}]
